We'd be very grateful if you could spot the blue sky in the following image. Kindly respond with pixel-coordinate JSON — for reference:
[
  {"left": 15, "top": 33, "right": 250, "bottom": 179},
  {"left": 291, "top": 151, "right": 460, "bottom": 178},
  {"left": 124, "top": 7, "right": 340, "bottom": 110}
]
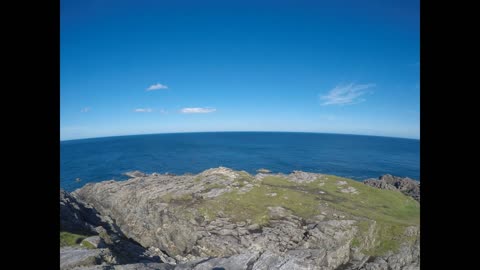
[{"left": 61, "top": 0, "right": 419, "bottom": 141}]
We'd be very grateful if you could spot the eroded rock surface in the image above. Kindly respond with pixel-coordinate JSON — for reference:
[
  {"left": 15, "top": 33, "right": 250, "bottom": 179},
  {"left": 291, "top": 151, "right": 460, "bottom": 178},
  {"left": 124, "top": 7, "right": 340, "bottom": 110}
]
[{"left": 62, "top": 167, "right": 420, "bottom": 269}]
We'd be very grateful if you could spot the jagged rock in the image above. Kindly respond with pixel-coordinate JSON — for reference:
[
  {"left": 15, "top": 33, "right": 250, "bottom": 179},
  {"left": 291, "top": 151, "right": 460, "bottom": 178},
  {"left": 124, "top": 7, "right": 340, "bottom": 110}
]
[
  {"left": 60, "top": 189, "right": 104, "bottom": 235},
  {"left": 256, "top": 168, "right": 271, "bottom": 173},
  {"left": 364, "top": 174, "right": 420, "bottom": 202},
  {"left": 200, "top": 167, "right": 240, "bottom": 179},
  {"left": 60, "top": 190, "right": 166, "bottom": 268},
  {"left": 362, "top": 180, "right": 396, "bottom": 190},
  {"left": 287, "top": 171, "right": 319, "bottom": 183}
]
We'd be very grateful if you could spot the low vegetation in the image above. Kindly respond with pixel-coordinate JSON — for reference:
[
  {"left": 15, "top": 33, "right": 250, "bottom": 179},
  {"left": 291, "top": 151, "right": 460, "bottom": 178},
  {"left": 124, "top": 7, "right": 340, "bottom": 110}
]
[
  {"left": 195, "top": 173, "right": 419, "bottom": 256},
  {"left": 60, "top": 231, "right": 95, "bottom": 249}
]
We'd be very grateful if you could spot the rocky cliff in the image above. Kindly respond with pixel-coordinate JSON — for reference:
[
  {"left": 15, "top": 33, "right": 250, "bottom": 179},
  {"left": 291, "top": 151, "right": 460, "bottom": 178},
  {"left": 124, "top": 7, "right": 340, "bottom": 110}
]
[{"left": 60, "top": 167, "right": 420, "bottom": 270}]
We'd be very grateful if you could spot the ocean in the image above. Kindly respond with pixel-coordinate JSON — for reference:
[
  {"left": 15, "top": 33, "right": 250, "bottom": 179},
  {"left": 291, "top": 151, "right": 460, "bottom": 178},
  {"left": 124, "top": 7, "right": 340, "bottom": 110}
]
[{"left": 60, "top": 132, "right": 420, "bottom": 191}]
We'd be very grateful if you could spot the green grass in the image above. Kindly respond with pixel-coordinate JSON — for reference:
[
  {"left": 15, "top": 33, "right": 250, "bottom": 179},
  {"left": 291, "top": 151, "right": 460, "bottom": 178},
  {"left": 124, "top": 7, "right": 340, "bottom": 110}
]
[
  {"left": 305, "top": 175, "right": 419, "bottom": 225},
  {"left": 194, "top": 174, "right": 419, "bottom": 256},
  {"left": 198, "top": 175, "right": 324, "bottom": 224},
  {"left": 60, "top": 231, "right": 90, "bottom": 248},
  {"left": 265, "top": 175, "right": 419, "bottom": 256},
  {"left": 351, "top": 220, "right": 371, "bottom": 248},
  {"left": 204, "top": 183, "right": 226, "bottom": 191},
  {"left": 80, "top": 239, "right": 96, "bottom": 249}
]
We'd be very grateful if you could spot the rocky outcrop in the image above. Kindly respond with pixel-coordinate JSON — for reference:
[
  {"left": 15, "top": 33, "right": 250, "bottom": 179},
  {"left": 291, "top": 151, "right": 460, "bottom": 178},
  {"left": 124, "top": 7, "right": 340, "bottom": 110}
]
[
  {"left": 62, "top": 168, "right": 420, "bottom": 269},
  {"left": 60, "top": 247, "right": 109, "bottom": 269},
  {"left": 60, "top": 189, "right": 104, "bottom": 235},
  {"left": 363, "top": 174, "right": 420, "bottom": 202},
  {"left": 60, "top": 189, "right": 166, "bottom": 269}
]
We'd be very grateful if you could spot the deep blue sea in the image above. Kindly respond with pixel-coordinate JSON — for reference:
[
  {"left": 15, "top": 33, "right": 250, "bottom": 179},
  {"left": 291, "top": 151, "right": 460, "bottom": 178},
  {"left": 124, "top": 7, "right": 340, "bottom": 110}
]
[{"left": 60, "top": 132, "right": 420, "bottom": 191}]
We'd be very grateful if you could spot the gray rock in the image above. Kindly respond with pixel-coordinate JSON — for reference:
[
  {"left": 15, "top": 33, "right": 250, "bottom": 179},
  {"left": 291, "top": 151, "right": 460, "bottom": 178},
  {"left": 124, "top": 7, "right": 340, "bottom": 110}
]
[
  {"left": 60, "top": 247, "right": 105, "bottom": 269},
  {"left": 60, "top": 190, "right": 166, "bottom": 266},
  {"left": 82, "top": 236, "right": 106, "bottom": 249},
  {"left": 340, "top": 186, "right": 359, "bottom": 194},
  {"left": 364, "top": 174, "right": 420, "bottom": 202},
  {"left": 181, "top": 252, "right": 261, "bottom": 270},
  {"left": 65, "top": 167, "right": 419, "bottom": 270},
  {"left": 125, "top": 171, "right": 147, "bottom": 178},
  {"left": 60, "top": 189, "right": 104, "bottom": 235},
  {"left": 287, "top": 171, "right": 320, "bottom": 183},
  {"left": 113, "top": 263, "right": 174, "bottom": 270},
  {"left": 71, "top": 263, "right": 174, "bottom": 270}
]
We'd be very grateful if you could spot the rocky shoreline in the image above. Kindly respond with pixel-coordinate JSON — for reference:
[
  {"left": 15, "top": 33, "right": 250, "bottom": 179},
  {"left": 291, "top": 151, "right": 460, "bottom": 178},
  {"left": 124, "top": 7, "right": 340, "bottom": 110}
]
[{"left": 60, "top": 167, "right": 420, "bottom": 270}]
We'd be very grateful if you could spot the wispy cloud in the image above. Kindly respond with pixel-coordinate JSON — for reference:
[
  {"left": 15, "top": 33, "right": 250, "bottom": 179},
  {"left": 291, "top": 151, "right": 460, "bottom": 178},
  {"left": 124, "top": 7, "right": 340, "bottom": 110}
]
[
  {"left": 134, "top": 108, "right": 153, "bottom": 113},
  {"left": 320, "top": 83, "right": 375, "bottom": 106},
  {"left": 146, "top": 83, "right": 168, "bottom": 91},
  {"left": 80, "top": 107, "right": 91, "bottom": 113},
  {"left": 180, "top": 107, "right": 216, "bottom": 114}
]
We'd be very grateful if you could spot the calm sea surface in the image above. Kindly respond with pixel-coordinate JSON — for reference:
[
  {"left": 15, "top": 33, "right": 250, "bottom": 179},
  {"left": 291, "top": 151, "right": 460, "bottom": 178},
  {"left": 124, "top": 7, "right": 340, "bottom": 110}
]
[{"left": 60, "top": 132, "right": 419, "bottom": 191}]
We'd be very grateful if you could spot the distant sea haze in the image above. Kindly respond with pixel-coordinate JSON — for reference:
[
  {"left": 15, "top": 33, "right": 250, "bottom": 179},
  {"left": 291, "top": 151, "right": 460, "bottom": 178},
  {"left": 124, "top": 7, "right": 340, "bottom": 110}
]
[{"left": 60, "top": 132, "right": 420, "bottom": 191}]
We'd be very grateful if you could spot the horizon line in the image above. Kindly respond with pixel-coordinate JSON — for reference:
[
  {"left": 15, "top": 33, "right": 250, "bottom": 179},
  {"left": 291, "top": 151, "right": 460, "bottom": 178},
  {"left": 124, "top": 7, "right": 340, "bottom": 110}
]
[{"left": 60, "top": 131, "right": 420, "bottom": 143}]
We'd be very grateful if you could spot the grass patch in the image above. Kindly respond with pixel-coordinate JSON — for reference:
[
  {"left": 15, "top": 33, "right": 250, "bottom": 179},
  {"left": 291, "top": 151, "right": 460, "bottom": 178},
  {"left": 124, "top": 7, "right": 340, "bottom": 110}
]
[
  {"left": 60, "top": 231, "right": 89, "bottom": 247},
  {"left": 305, "top": 175, "right": 419, "bottom": 225},
  {"left": 194, "top": 174, "right": 419, "bottom": 256},
  {"left": 366, "top": 223, "right": 405, "bottom": 255},
  {"left": 305, "top": 175, "right": 419, "bottom": 256},
  {"left": 80, "top": 239, "right": 96, "bottom": 249},
  {"left": 351, "top": 220, "right": 371, "bottom": 248},
  {"left": 204, "top": 183, "right": 226, "bottom": 191},
  {"left": 198, "top": 176, "right": 323, "bottom": 224}
]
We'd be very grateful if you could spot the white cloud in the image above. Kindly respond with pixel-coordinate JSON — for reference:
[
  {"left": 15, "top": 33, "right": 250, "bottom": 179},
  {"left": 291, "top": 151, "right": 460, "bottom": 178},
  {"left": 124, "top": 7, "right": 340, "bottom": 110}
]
[
  {"left": 180, "top": 107, "right": 216, "bottom": 114},
  {"left": 80, "top": 107, "right": 91, "bottom": 113},
  {"left": 134, "top": 108, "right": 153, "bottom": 113},
  {"left": 320, "top": 83, "right": 375, "bottom": 106},
  {"left": 146, "top": 83, "right": 168, "bottom": 91}
]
